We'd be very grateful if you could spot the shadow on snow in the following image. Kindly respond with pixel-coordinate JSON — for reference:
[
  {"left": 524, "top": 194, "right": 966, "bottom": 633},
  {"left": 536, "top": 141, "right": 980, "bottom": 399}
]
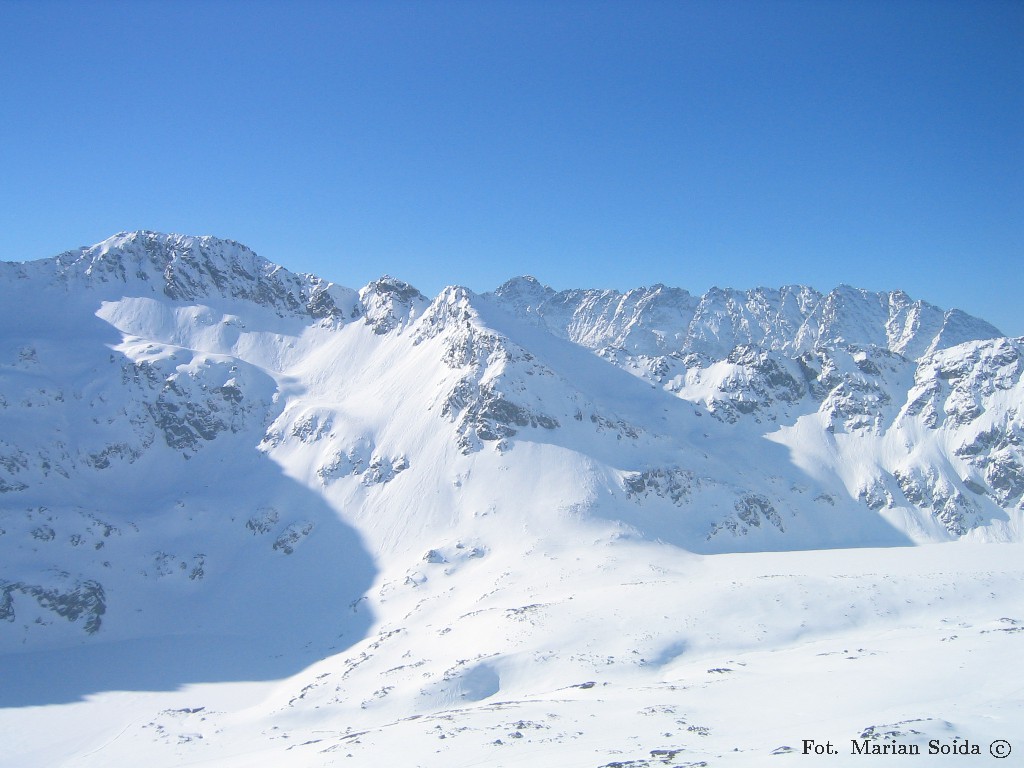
[{"left": 0, "top": 308, "right": 377, "bottom": 707}]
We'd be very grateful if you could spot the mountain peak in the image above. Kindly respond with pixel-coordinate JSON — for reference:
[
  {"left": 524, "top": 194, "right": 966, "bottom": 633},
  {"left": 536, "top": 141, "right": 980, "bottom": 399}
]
[
  {"left": 359, "top": 276, "right": 429, "bottom": 334},
  {"left": 2, "top": 233, "right": 1023, "bottom": 767},
  {"left": 487, "top": 278, "right": 1001, "bottom": 360},
  {"left": 491, "top": 275, "right": 557, "bottom": 312},
  {"left": 32, "top": 231, "right": 356, "bottom": 322},
  {"left": 361, "top": 275, "right": 426, "bottom": 301}
]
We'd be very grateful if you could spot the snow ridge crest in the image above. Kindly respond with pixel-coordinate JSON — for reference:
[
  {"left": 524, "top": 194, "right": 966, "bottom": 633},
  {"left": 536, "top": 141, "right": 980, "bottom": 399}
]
[
  {"left": 21, "top": 231, "right": 357, "bottom": 322},
  {"left": 488, "top": 277, "right": 1002, "bottom": 360}
]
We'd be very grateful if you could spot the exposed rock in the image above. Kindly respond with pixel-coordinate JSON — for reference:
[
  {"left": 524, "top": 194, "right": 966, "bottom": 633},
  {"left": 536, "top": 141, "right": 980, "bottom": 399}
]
[
  {"left": 623, "top": 467, "right": 695, "bottom": 506},
  {"left": 0, "top": 578, "right": 106, "bottom": 634}
]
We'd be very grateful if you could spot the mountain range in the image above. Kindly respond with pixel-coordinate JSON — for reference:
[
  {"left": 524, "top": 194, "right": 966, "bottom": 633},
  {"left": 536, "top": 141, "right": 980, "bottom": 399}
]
[{"left": 2, "top": 231, "right": 1022, "bottom": 767}]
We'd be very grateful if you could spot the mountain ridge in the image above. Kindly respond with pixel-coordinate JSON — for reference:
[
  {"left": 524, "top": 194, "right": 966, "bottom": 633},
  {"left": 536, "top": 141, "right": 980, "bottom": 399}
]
[
  {"left": 2, "top": 232, "right": 1023, "bottom": 766},
  {"left": 488, "top": 275, "right": 1004, "bottom": 361},
  {"left": 4, "top": 232, "right": 1005, "bottom": 356},
  {"left": 2, "top": 231, "right": 361, "bottom": 323},
  {"left": 0, "top": 231, "right": 1021, "bottom": 645}
]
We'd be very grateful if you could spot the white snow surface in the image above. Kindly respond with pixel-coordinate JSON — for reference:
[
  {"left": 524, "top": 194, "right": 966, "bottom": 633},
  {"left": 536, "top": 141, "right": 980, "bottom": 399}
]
[{"left": 1, "top": 232, "right": 1022, "bottom": 766}]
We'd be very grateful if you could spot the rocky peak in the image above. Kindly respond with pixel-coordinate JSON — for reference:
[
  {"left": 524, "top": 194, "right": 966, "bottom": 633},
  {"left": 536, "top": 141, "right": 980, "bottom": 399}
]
[
  {"left": 20, "top": 231, "right": 359, "bottom": 323},
  {"left": 359, "top": 276, "right": 429, "bottom": 334},
  {"left": 489, "top": 277, "right": 1001, "bottom": 362},
  {"left": 491, "top": 275, "right": 557, "bottom": 316}
]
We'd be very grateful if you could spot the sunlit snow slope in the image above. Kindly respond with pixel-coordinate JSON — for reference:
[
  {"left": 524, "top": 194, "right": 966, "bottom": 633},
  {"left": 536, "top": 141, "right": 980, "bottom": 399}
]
[{"left": 2, "top": 232, "right": 1022, "bottom": 767}]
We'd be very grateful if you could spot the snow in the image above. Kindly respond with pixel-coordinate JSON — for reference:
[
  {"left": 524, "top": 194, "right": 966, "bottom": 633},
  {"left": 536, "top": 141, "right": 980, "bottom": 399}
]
[
  {"left": 4, "top": 542, "right": 1023, "bottom": 767},
  {"left": 1, "top": 232, "right": 1022, "bottom": 766}
]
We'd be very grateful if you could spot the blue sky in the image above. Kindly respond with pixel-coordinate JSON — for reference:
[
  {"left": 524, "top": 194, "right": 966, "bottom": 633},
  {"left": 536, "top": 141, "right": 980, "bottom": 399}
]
[{"left": 1, "top": 0, "right": 1021, "bottom": 334}]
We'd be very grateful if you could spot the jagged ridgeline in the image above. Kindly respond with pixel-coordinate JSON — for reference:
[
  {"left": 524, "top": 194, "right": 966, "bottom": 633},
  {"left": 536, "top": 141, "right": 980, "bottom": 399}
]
[{"left": 0, "top": 231, "right": 1021, "bottom": 646}]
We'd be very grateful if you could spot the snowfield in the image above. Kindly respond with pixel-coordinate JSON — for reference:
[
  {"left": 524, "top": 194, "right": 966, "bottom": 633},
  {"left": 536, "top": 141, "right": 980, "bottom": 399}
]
[
  {"left": 5, "top": 543, "right": 1023, "bottom": 767},
  {"left": 1, "top": 232, "right": 1021, "bottom": 766}
]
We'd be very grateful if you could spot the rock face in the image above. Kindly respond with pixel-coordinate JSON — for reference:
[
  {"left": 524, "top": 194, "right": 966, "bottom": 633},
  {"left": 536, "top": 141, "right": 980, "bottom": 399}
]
[
  {"left": 489, "top": 278, "right": 1002, "bottom": 359},
  {"left": 35, "top": 231, "right": 361, "bottom": 321},
  {"left": 0, "top": 577, "right": 106, "bottom": 634},
  {"left": 487, "top": 277, "right": 1019, "bottom": 539},
  {"left": 0, "top": 233, "right": 1021, "bottom": 655}
]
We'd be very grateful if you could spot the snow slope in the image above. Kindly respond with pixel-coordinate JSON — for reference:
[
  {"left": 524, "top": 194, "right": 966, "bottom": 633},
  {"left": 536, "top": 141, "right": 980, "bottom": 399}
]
[{"left": 1, "top": 232, "right": 1022, "bottom": 766}]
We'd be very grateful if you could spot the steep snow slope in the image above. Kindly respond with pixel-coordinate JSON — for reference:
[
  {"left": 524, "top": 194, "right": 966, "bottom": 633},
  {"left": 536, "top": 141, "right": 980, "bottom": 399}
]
[
  {"left": 489, "top": 277, "right": 1022, "bottom": 542},
  {"left": 1, "top": 233, "right": 1022, "bottom": 767}
]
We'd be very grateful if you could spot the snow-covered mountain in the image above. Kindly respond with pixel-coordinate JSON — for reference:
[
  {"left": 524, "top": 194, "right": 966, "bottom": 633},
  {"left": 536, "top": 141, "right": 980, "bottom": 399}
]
[
  {"left": 2, "top": 232, "right": 1022, "bottom": 767},
  {"left": 486, "top": 276, "right": 1022, "bottom": 540}
]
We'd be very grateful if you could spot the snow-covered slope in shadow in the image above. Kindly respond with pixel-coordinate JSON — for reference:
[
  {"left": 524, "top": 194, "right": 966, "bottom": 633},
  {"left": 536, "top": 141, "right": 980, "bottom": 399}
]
[
  {"left": 0, "top": 235, "right": 377, "bottom": 704},
  {"left": 1, "top": 233, "right": 1023, "bottom": 766}
]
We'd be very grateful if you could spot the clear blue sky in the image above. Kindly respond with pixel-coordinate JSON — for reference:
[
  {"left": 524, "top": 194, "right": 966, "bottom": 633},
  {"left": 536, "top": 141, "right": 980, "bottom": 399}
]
[{"left": 1, "top": 0, "right": 1021, "bottom": 334}]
